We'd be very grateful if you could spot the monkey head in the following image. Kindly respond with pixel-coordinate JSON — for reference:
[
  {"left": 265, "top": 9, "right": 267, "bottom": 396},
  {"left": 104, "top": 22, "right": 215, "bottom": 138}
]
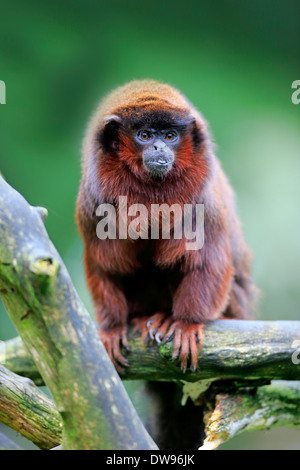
[{"left": 83, "top": 81, "right": 211, "bottom": 200}]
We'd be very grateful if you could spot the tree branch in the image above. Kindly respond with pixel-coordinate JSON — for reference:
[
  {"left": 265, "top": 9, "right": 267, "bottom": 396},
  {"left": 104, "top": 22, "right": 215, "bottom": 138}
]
[
  {"left": 3, "top": 319, "right": 300, "bottom": 383},
  {"left": 200, "top": 381, "right": 300, "bottom": 450},
  {"left": 0, "top": 365, "right": 62, "bottom": 449},
  {"left": 0, "top": 175, "right": 157, "bottom": 450}
]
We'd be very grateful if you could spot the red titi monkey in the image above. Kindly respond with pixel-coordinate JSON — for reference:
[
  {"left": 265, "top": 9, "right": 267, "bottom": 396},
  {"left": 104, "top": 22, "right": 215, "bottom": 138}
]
[{"left": 76, "top": 80, "right": 256, "bottom": 372}]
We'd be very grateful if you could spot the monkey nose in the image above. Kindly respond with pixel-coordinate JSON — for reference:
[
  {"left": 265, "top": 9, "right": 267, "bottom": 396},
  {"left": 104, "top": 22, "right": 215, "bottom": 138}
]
[
  {"left": 154, "top": 144, "right": 165, "bottom": 151},
  {"left": 153, "top": 140, "right": 166, "bottom": 151}
]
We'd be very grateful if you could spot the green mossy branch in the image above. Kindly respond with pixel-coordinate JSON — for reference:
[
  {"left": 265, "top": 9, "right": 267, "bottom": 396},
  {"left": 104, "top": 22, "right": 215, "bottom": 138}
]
[
  {"left": 3, "top": 319, "right": 300, "bottom": 383},
  {"left": 0, "top": 365, "right": 62, "bottom": 449},
  {"left": 0, "top": 175, "right": 157, "bottom": 450},
  {"left": 201, "top": 381, "right": 300, "bottom": 449}
]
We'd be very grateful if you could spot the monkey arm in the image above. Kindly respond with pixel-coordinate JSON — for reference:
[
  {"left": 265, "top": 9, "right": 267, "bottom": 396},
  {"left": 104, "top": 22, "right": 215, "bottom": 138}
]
[
  {"left": 82, "top": 244, "right": 132, "bottom": 370},
  {"left": 173, "top": 238, "right": 233, "bottom": 324},
  {"left": 146, "top": 209, "right": 233, "bottom": 371}
]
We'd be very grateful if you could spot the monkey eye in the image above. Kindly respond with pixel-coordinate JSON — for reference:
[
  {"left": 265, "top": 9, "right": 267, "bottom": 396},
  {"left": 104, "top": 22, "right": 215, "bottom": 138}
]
[
  {"left": 137, "top": 130, "right": 153, "bottom": 142},
  {"left": 164, "top": 131, "right": 178, "bottom": 142}
]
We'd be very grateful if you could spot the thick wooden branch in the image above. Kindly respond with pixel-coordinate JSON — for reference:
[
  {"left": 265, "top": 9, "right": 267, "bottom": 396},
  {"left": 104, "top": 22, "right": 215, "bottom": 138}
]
[
  {"left": 1, "top": 336, "right": 45, "bottom": 385},
  {"left": 0, "top": 175, "right": 157, "bottom": 450},
  {"left": 200, "top": 381, "right": 300, "bottom": 450},
  {"left": 3, "top": 320, "right": 300, "bottom": 383},
  {"left": 0, "top": 365, "right": 62, "bottom": 449}
]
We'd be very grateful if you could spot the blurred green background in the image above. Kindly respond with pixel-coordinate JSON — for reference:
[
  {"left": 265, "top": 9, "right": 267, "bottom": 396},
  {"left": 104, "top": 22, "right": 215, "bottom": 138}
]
[{"left": 0, "top": 0, "right": 299, "bottom": 450}]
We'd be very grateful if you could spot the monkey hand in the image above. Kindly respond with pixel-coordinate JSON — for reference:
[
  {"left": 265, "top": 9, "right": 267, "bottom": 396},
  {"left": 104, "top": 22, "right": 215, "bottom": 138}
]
[
  {"left": 99, "top": 326, "right": 130, "bottom": 372},
  {"left": 164, "top": 320, "right": 204, "bottom": 372},
  {"left": 134, "top": 313, "right": 204, "bottom": 372}
]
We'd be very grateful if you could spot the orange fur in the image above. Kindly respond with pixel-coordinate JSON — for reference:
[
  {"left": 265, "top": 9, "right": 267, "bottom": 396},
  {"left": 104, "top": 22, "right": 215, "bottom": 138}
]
[{"left": 76, "top": 80, "right": 256, "bottom": 372}]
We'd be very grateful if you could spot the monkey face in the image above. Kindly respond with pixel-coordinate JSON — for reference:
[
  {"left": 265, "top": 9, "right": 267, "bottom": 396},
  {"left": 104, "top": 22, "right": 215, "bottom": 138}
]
[
  {"left": 98, "top": 111, "right": 199, "bottom": 180},
  {"left": 134, "top": 127, "right": 179, "bottom": 178}
]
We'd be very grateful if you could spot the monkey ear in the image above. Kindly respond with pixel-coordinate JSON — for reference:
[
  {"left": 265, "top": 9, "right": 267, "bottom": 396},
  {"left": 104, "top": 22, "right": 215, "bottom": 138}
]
[
  {"left": 189, "top": 116, "right": 206, "bottom": 148},
  {"left": 103, "top": 115, "right": 122, "bottom": 125},
  {"left": 98, "top": 115, "right": 122, "bottom": 152}
]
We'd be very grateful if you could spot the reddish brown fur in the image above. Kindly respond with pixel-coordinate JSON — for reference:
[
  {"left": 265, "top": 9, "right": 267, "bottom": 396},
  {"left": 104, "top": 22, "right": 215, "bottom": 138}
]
[{"left": 76, "top": 79, "right": 256, "bottom": 371}]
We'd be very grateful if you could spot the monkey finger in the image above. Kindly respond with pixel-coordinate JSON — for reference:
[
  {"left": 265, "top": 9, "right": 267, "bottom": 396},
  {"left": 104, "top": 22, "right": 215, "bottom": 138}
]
[
  {"left": 196, "top": 324, "right": 204, "bottom": 345},
  {"left": 155, "top": 316, "right": 173, "bottom": 343},
  {"left": 112, "top": 335, "right": 129, "bottom": 368},
  {"left": 172, "top": 328, "right": 182, "bottom": 362},
  {"left": 164, "top": 322, "right": 177, "bottom": 344},
  {"left": 146, "top": 312, "right": 166, "bottom": 334},
  {"left": 99, "top": 331, "right": 111, "bottom": 355},
  {"left": 147, "top": 318, "right": 155, "bottom": 329},
  {"left": 155, "top": 332, "right": 162, "bottom": 343},
  {"left": 105, "top": 341, "right": 113, "bottom": 361},
  {"left": 121, "top": 331, "right": 130, "bottom": 352},
  {"left": 99, "top": 334, "right": 121, "bottom": 371},
  {"left": 189, "top": 333, "right": 200, "bottom": 372},
  {"left": 149, "top": 327, "right": 156, "bottom": 341},
  {"left": 179, "top": 334, "right": 189, "bottom": 373}
]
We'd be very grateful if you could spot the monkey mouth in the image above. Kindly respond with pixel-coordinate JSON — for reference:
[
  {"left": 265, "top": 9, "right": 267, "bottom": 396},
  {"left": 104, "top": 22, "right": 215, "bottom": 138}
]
[{"left": 144, "top": 159, "right": 173, "bottom": 177}]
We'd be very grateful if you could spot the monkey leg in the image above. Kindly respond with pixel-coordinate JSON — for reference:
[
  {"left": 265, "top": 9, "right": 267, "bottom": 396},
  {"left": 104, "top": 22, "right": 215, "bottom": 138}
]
[
  {"left": 94, "top": 276, "right": 130, "bottom": 372},
  {"left": 84, "top": 251, "right": 130, "bottom": 371}
]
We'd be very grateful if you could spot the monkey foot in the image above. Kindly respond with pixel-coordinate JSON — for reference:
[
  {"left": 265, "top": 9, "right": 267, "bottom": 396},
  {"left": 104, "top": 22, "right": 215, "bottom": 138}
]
[
  {"left": 146, "top": 312, "right": 173, "bottom": 343},
  {"left": 165, "top": 321, "right": 204, "bottom": 372},
  {"left": 132, "top": 312, "right": 172, "bottom": 343},
  {"left": 132, "top": 314, "right": 204, "bottom": 372},
  {"left": 99, "top": 326, "right": 130, "bottom": 372},
  {"left": 131, "top": 316, "right": 152, "bottom": 341},
  {"left": 134, "top": 314, "right": 204, "bottom": 372}
]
